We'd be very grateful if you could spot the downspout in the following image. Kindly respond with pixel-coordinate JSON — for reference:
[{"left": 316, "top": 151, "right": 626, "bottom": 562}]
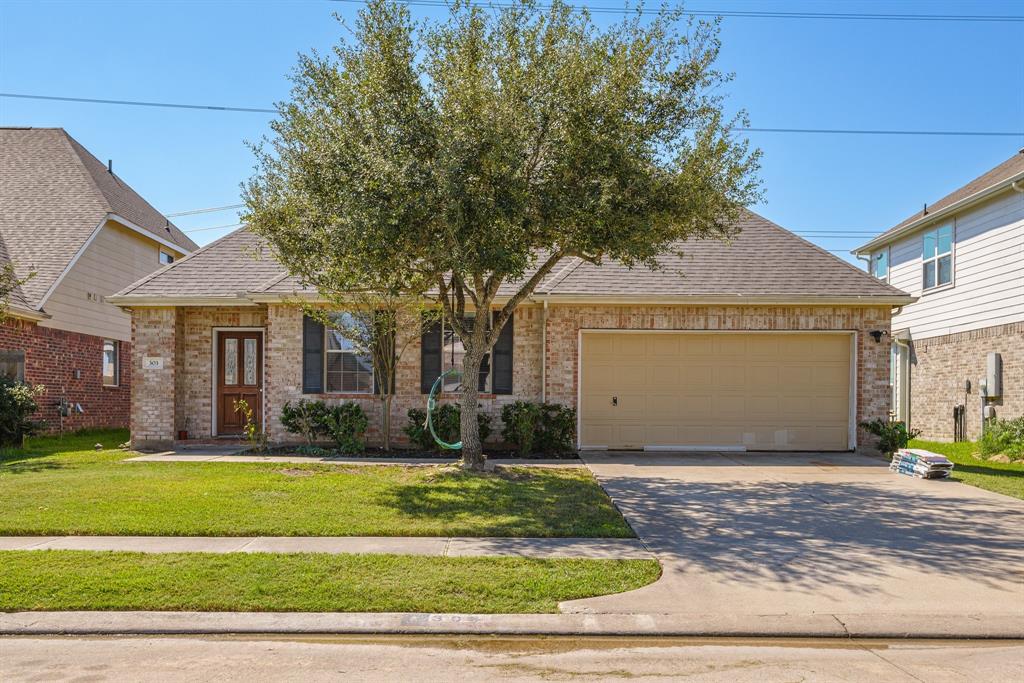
[
  {"left": 540, "top": 297, "right": 548, "bottom": 402},
  {"left": 1012, "top": 179, "right": 1024, "bottom": 193}
]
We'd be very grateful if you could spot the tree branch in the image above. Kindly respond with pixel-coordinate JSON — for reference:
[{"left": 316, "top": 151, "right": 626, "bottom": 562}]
[{"left": 487, "top": 250, "right": 565, "bottom": 347}]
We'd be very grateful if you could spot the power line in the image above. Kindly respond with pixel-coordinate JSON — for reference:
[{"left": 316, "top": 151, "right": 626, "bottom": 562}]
[
  {"left": 329, "top": 0, "right": 1024, "bottom": 22},
  {"left": 182, "top": 222, "right": 244, "bottom": 234},
  {"left": 166, "top": 203, "right": 245, "bottom": 217},
  {"left": 0, "top": 92, "right": 275, "bottom": 114},
  {"left": 5, "top": 92, "right": 1020, "bottom": 137}
]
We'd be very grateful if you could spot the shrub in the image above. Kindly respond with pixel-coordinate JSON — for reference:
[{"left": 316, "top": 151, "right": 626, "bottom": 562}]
[
  {"left": 280, "top": 399, "right": 329, "bottom": 445},
  {"left": 980, "top": 416, "right": 1024, "bottom": 458},
  {"left": 404, "top": 404, "right": 492, "bottom": 452},
  {"left": 0, "top": 377, "right": 44, "bottom": 447},
  {"left": 537, "top": 403, "right": 577, "bottom": 455},
  {"left": 860, "top": 418, "right": 920, "bottom": 456},
  {"left": 501, "top": 401, "right": 542, "bottom": 457},
  {"left": 320, "top": 402, "right": 369, "bottom": 454},
  {"left": 500, "top": 401, "right": 576, "bottom": 456}
]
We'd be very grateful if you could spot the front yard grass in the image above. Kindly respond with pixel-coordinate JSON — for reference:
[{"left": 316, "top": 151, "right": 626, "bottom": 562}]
[
  {"left": 0, "top": 550, "right": 659, "bottom": 614},
  {"left": 0, "top": 430, "right": 632, "bottom": 537},
  {"left": 909, "top": 439, "right": 1024, "bottom": 500}
]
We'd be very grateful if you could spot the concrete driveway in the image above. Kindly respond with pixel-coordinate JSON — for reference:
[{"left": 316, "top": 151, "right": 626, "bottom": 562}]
[{"left": 563, "top": 452, "right": 1024, "bottom": 630}]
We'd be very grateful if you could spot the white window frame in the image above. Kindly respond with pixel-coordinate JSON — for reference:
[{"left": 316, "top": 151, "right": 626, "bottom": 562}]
[
  {"left": 159, "top": 250, "right": 175, "bottom": 265},
  {"left": 921, "top": 223, "right": 954, "bottom": 292},
  {"left": 323, "top": 316, "right": 374, "bottom": 395},
  {"left": 871, "top": 247, "right": 889, "bottom": 281},
  {"left": 102, "top": 339, "right": 119, "bottom": 387},
  {"left": 440, "top": 312, "right": 492, "bottom": 393}
]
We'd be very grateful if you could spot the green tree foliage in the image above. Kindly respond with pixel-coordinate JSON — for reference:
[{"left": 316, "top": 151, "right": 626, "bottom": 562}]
[
  {"left": 244, "top": 0, "right": 761, "bottom": 469},
  {"left": 0, "top": 377, "right": 44, "bottom": 447}
]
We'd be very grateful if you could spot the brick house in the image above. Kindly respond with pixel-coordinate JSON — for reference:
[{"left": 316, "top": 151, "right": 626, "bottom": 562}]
[
  {"left": 854, "top": 150, "right": 1024, "bottom": 441},
  {"left": 112, "top": 210, "right": 913, "bottom": 452},
  {"left": 0, "top": 128, "right": 197, "bottom": 431}
]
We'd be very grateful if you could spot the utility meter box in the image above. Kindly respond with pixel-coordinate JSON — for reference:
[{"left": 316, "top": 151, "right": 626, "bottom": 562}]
[{"left": 986, "top": 352, "right": 1002, "bottom": 398}]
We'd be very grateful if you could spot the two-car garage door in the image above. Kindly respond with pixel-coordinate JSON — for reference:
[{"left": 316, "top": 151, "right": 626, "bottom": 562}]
[{"left": 580, "top": 332, "right": 853, "bottom": 451}]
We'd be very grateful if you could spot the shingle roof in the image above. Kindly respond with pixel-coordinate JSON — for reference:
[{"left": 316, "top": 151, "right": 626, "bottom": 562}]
[
  {"left": 114, "top": 211, "right": 911, "bottom": 304},
  {"left": 858, "top": 149, "right": 1024, "bottom": 252},
  {"left": 0, "top": 128, "right": 198, "bottom": 309},
  {"left": 534, "top": 210, "right": 909, "bottom": 299}
]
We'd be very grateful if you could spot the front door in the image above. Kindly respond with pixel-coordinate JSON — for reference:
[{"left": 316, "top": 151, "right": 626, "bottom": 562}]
[{"left": 217, "top": 331, "right": 263, "bottom": 435}]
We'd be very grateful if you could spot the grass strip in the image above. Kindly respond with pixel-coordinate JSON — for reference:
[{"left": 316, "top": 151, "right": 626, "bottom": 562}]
[
  {"left": 0, "top": 550, "right": 660, "bottom": 614},
  {"left": 908, "top": 439, "right": 1024, "bottom": 500}
]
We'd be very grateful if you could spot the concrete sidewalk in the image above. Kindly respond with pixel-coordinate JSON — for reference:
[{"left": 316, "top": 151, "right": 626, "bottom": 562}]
[
  {"left": 2, "top": 610, "right": 1021, "bottom": 639},
  {"left": 0, "top": 535, "right": 652, "bottom": 560},
  {"left": 127, "top": 452, "right": 581, "bottom": 467}
]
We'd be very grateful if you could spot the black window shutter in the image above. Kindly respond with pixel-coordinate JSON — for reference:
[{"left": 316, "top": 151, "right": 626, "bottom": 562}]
[
  {"left": 420, "top": 319, "right": 442, "bottom": 393},
  {"left": 302, "top": 315, "right": 324, "bottom": 394},
  {"left": 492, "top": 313, "right": 514, "bottom": 395}
]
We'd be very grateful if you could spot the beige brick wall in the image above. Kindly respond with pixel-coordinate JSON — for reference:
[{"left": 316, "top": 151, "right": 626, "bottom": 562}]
[
  {"left": 543, "top": 304, "right": 892, "bottom": 449},
  {"left": 909, "top": 322, "right": 1024, "bottom": 441},
  {"left": 130, "top": 307, "right": 176, "bottom": 449},
  {"left": 132, "top": 302, "right": 891, "bottom": 450},
  {"left": 263, "top": 303, "right": 543, "bottom": 445}
]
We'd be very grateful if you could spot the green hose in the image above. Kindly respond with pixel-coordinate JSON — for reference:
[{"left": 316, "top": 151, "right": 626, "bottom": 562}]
[{"left": 426, "top": 369, "right": 462, "bottom": 450}]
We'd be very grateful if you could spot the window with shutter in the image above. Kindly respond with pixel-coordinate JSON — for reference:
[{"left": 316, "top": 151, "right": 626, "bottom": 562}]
[{"left": 302, "top": 315, "right": 324, "bottom": 394}]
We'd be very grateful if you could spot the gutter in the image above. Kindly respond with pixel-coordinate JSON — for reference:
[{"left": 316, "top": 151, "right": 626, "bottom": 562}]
[
  {"left": 107, "top": 295, "right": 259, "bottom": 308},
  {"left": 854, "top": 168, "right": 1024, "bottom": 255}
]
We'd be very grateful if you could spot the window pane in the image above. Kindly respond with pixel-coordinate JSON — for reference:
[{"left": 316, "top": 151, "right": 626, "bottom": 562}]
[
  {"left": 102, "top": 341, "right": 116, "bottom": 384},
  {"left": 923, "top": 261, "right": 935, "bottom": 289},
  {"left": 0, "top": 350, "right": 25, "bottom": 382},
  {"left": 937, "top": 225, "right": 952, "bottom": 255},
  {"left": 326, "top": 371, "right": 342, "bottom": 393},
  {"left": 159, "top": 251, "right": 174, "bottom": 265},
  {"left": 873, "top": 251, "right": 888, "bottom": 278},
  {"left": 938, "top": 255, "right": 952, "bottom": 285},
  {"left": 326, "top": 328, "right": 357, "bottom": 352},
  {"left": 243, "top": 338, "right": 257, "bottom": 385},
  {"left": 223, "top": 338, "right": 237, "bottom": 384},
  {"left": 922, "top": 231, "right": 936, "bottom": 259}
]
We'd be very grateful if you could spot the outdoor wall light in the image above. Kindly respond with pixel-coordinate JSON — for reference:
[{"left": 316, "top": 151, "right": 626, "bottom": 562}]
[{"left": 869, "top": 330, "right": 888, "bottom": 343}]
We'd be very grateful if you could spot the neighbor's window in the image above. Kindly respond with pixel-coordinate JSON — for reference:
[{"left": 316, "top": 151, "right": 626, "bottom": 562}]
[
  {"left": 325, "top": 314, "right": 373, "bottom": 393},
  {"left": 441, "top": 313, "right": 490, "bottom": 392},
  {"left": 159, "top": 251, "right": 175, "bottom": 265},
  {"left": 871, "top": 249, "right": 888, "bottom": 280},
  {"left": 102, "top": 340, "right": 119, "bottom": 386},
  {"left": 922, "top": 224, "right": 952, "bottom": 290},
  {"left": 0, "top": 350, "right": 25, "bottom": 382}
]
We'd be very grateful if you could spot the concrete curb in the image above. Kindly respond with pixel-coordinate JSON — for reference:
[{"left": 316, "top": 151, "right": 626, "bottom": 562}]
[
  {"left": 0, "top": 536, "right": 653, "bottom": 560},
  {"left": 2, "top": 611, "right": 1021, "bottom": 639}
]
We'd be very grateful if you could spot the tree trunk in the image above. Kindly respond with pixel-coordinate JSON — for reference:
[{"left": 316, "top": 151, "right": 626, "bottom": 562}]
[
  {"left": 381, "top": 393, "right": 392, "bottom": 452},
  {"left": 459, "top": 349, "right": 486, "bottom": 471}
]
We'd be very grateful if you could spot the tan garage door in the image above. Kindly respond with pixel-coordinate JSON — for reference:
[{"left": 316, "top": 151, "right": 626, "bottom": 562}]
[{"left": 580, "top": 332, "right": 852, "bottom": 451}]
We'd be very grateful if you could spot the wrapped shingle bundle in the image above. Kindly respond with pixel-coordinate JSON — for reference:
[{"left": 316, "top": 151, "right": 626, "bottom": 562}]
[{"left": 890, "top": 448, "right": 954, "bottom": 479}]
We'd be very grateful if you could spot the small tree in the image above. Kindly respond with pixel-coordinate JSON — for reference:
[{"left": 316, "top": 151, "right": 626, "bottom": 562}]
[
  {"left": 305, "top": 291, "right": 437, "bottom": 451},
  {"left": 0, "top": 262, "right": 34, "bottom": 323},
  {"left": 245, "top": 0, "right": 761, "bottom": 469}
]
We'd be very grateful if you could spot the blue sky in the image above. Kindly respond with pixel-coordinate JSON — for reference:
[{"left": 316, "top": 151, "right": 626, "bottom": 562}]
[{"left": 1, "top": 0, "right": 1021, "bottom": 265}]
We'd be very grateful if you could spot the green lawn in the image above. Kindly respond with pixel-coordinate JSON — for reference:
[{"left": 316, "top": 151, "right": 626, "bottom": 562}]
[
  {"left": 0, "top": 430, "right": 632, "bottom": 537},
  {"left": 0, "top": 550, "right": 659, "bottom": 613},
  {"left": 909, "top": 439, "right": 1024, "bottom": 500}
]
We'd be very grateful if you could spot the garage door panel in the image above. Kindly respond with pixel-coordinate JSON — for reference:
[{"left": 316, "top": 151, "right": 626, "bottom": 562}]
[{"left": 581, "top": 333, "right": 851, "bottom": 451}]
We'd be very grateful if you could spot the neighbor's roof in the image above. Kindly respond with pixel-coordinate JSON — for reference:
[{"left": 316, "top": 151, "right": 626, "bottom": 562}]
[
  {"left": 855, "top": 149, "right": 1024, "bottom": 254},
  {"left": 111, "top": 211, "right": 912, "bottom": 306},
  {"left": 0, "top": 127, "right": 199, "bottom": 309}
]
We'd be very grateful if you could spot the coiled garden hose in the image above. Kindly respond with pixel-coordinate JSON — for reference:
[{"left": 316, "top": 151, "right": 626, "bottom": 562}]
[{"left": 426, "top": 369, "right": 462, "bottom": 450}]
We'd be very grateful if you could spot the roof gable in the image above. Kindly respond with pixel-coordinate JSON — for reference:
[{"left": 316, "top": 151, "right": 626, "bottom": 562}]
[{"left": 0, "top": 128, "right": 198, "bottom": 309}]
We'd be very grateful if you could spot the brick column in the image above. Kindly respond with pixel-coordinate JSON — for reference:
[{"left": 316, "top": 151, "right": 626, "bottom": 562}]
[{"left": 130, "top": 307, "right": 176, "bottom": 449}]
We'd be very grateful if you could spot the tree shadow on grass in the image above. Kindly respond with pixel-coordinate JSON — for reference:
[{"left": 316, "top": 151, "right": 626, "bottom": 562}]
[
  {"left": 381, "top": 468, "right": 633, "bottom": 538},
  {"left": 594, "top": 475, "right": 1024, "bottom": 596}
]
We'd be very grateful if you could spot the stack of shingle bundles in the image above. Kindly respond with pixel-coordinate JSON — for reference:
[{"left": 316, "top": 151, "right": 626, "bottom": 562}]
[{"left": 890, "top": 448, "right": 954, "bottom": 479}]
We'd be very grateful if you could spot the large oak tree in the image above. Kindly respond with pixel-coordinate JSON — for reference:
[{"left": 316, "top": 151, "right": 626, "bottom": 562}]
[{"left": 244, "top": 0, "right": 761, "bottom": 469}]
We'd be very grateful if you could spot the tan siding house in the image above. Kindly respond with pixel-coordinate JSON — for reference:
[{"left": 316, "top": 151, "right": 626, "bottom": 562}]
[{"left": 0, "top": 127, "right": 197, "bottom": 430}]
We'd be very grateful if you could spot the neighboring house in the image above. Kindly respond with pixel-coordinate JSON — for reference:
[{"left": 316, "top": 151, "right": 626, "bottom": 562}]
[
  {"left": 112, "top": 211, "right": 913, "bottom": 452},
  {"left": 854, "top": 150, "right": 1024, "bottom": 441},
  {"left": 0, "top": 128, "right": 197, "bottom": 431}
]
